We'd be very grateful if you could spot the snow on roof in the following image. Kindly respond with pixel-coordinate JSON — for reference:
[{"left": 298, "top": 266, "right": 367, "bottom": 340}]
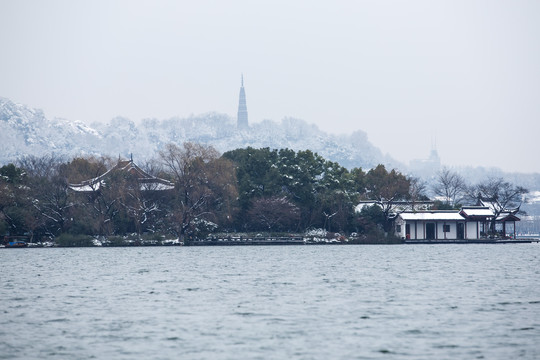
[
  {"left": 70, "top": 182, "right": 102, "bottom": 192},
  {"left": 460, "top": 207, "right": 493, "bottom": 217},
  {"left": 496, "top": 212, "right": 520, "bottom": 221},
  {"left": 68, "top": 159, "right": 174, "bottom": 192},
  {"left": 398, "top": 211, "right": 464, "bottom": 221}
]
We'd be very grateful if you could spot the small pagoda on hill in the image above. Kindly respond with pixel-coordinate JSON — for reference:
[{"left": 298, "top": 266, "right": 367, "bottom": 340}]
[{"left": 69, "top": 157, "right": 175, "bottom": 194}]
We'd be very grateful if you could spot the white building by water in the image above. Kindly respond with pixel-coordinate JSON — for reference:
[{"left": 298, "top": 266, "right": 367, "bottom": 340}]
[{"left": 393, "top": 206, "right": 520, "bottom": 241}]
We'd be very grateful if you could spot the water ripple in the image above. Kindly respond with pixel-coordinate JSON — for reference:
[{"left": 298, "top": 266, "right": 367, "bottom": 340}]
[{"left": 1, "top": 245, "right": 539, "bottom": 359}]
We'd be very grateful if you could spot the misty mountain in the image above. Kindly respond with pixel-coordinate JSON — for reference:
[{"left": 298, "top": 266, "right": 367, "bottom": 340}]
[
  {"left": 0, "top": 97, "right": 103, "bottom": 161},
  {"left": 0, "top": 97, "right": 398, "bottom": 171},
  {"left": 2, "top": 97, "right": 539, "bottom": 209}
]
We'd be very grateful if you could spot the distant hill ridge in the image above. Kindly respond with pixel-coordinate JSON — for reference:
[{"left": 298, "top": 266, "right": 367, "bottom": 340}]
[
  {"left": 2, "top": 96, "right": 539, "bottom": 188},
  {"left": 0, "top": 97, "right": 397, "bottom": 171}
]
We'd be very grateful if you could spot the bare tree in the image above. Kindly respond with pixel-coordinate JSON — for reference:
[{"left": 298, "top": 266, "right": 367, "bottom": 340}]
[
  {"left": 18, "top": 155, "right": 74, "bottom": 237},
  {"left": 408, "top": 176, "right": 428, "bottom": 210},
  {"left": 473, "top": 177, "right": 528, "bottom": 235},
  {"left": 0, "top": 163, "right": 31, "bottom": 237},
  {"left": 159, "top": 142, "right": 237, "bottom": 242},
  {"left": 432, "top": 167, "right": 467, "bottom": 207},
  {"left": 64, "top": 156, "right": 118, "bottom": 236},
  {"left": 114, "top": 171, "right": 161, "bottom": 236},
  {"left": 364, "top": 165, "right": 411, "bottom": 232},
  {"left": 247, "top": 196, "right": 300, "bottom": 231}
]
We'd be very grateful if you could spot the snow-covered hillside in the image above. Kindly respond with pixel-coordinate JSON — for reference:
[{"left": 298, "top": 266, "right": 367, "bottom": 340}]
[
  {"left": 2, "top": 97, "right": 540, "bottom": 217},
  {"left": 0, "top": 97, "right": 398, "bottom": 170},
  {"left": 0, "top": 97, "right": 104, "bottom": 161}
]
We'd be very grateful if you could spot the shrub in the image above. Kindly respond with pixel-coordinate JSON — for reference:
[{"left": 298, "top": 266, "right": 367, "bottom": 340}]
[{"left": 56, "top": 233, "right": 94, "bottom": 247}]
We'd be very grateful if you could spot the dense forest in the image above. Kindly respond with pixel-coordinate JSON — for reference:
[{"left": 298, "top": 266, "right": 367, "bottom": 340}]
[{"left": 0, "top": 143, "right": 527, "bottom": 246}]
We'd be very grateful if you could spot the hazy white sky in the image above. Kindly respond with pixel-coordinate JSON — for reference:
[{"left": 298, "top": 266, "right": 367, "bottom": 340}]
[{"left": 1, "top": 0, "right": 539, "bottom": 173}]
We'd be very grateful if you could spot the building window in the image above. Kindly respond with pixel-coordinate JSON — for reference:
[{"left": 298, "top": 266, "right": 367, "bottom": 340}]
[
  {"left": 443, "top": 225, "right": 451, "bottom": 232},
  {"left": 396, "top": 225, "right": 402, "bottom": 232}
]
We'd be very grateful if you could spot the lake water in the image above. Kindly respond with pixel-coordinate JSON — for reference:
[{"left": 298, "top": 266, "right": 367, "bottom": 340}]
[{"left": 1, "top": 244, "right": 539, "bottom": 359}]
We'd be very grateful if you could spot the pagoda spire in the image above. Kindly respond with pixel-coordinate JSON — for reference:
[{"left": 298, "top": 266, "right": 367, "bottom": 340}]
[{"left": 237, "top": 74, "right": 248, "bottom": 130}]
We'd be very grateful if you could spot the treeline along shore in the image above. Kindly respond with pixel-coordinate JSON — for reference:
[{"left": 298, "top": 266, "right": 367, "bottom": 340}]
[{"left": 0, "top": 142, "right": 530, "bottom": 247}]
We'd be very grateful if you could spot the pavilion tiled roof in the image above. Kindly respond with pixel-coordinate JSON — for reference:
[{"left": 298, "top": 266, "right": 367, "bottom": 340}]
[{"left": 69, "top": 159, "right": 174, "bottom": 193}]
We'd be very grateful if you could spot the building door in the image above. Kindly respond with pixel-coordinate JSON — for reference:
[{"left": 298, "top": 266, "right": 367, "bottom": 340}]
[
  {"left": 405, "top": 224, "right": 411, "bottom": 239},
  {"left": 457, "top": 223, "right": 465, "bottom": 240},
  {"left": 426, "top": 223, "right": 435, "bottom": 240}
]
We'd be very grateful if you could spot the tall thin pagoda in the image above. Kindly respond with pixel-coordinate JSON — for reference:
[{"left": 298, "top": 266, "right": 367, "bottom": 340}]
[{"left": 237, "top": 74, "right": 248, "bottom": 130}]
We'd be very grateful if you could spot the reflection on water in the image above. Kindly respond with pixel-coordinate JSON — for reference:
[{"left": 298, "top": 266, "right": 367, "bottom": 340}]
[{"left": 1, "top": 245, "right": 539, "bottom": 359}]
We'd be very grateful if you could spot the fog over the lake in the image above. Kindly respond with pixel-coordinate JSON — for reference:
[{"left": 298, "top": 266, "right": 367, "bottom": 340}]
[{"left": 1, "top": 0, "right": 539, "bottom": 173}]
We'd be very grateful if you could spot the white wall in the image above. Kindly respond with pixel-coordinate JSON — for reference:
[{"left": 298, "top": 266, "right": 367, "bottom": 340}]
[
  {"left": 466, "top": 222, "right": 478, "bottom": 239},
  {"left": 398, "top": 218, "right": 482, "bottom": 240},
  {"left": 436, "top": 222, "right": 457, "bottom": 239}
]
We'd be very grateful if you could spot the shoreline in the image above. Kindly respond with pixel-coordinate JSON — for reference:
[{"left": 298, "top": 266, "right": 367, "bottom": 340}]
[{"left": 2, "top": 238, "right": 538, "bottom": 248}]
